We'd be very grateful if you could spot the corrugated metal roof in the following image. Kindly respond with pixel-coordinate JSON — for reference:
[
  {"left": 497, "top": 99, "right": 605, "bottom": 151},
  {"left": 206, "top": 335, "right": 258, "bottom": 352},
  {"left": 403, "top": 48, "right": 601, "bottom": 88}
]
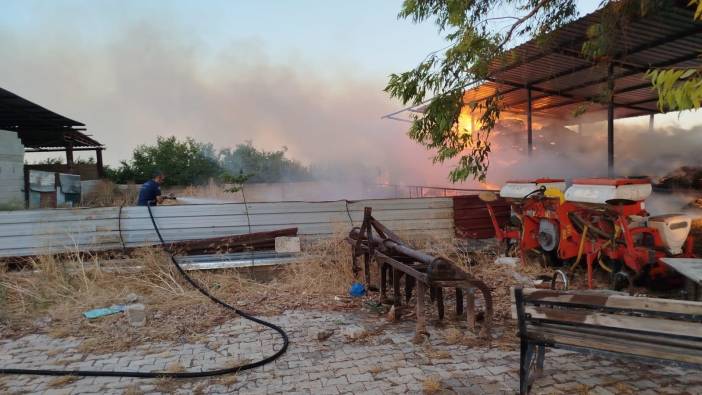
[
  {"left": 0, "top": 87, "right": 102, "bottom": 149},
  {"left": 464, "top": 1, "right": 702, "bottom": 121}
]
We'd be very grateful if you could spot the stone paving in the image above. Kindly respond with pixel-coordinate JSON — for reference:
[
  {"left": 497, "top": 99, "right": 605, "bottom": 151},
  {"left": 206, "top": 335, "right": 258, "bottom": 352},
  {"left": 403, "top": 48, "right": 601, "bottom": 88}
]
[{"left": 1, "top": 309, "right": 701, "bottom": 394}]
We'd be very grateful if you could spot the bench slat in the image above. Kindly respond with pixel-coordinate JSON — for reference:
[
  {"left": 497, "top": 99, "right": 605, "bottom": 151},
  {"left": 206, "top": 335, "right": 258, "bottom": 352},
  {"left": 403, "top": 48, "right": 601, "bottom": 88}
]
[
  {"left": 528, "top": 321, "right": 702, "bottom": 352},
  {"left": 525, "top": 305, "right": 702, "bottom": 339},
  {"left": 529, "top": 324, "right": 702, "bottom": 365},
  {"left": 521, "top": 288, "right": 702, "bottom": 317}
]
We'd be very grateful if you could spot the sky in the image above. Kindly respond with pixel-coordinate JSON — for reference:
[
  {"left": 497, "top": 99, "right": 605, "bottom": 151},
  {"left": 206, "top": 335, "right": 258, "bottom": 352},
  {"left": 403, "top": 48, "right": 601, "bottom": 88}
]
[{"left": 1, "top": 0, "right": 700, "bottom": 186}]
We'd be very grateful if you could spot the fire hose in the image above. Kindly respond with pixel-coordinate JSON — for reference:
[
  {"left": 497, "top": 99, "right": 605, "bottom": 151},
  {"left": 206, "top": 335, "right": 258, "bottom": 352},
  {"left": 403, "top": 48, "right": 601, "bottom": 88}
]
[{"left": 0, "top": 203, "right": 289, "bottom": 378}]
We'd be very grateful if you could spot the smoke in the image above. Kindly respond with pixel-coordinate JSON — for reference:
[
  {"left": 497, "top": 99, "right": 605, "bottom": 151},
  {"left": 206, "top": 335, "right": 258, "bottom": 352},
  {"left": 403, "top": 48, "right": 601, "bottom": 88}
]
[
  {"left": 0, "top": 17, "right": 454, "bottom": 187},
  {"left": 1, "top": 10, "right": 701, "bottom": 195},
  {"left": 483, "top": 115, "right": 702, "bottom": 185}
]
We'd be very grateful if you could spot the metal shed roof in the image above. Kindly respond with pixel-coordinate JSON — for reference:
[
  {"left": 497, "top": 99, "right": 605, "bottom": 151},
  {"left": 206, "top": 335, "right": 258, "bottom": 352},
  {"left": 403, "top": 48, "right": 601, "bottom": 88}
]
[
  {"left": 0, "top": 87, "right": 102, "bottom": 149},
  {"left": 466, "top": 0, "right": 702, "bottom": 121},
  {"left": 385, "top": 1, "right": 702, "bottom": 123}
]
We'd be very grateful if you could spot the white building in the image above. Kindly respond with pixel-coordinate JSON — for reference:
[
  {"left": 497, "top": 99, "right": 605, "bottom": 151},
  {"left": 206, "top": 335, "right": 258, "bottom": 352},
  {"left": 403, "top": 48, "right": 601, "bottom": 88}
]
[{"left": 0, "top": 130, "right": 24, "bottom": 208}]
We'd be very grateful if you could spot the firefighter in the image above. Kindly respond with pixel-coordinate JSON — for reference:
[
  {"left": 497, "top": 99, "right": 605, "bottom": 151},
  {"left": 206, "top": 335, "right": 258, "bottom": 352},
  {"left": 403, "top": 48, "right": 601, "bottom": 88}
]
[{"left": 137, "top": 170, "right": 166, "bottom": 206}]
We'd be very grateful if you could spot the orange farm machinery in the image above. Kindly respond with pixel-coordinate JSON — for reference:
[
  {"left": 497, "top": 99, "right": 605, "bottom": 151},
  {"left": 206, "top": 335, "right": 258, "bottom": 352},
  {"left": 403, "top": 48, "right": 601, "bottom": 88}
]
[{"left": 485, "top": 178, "right": 695, "bottom": 290}]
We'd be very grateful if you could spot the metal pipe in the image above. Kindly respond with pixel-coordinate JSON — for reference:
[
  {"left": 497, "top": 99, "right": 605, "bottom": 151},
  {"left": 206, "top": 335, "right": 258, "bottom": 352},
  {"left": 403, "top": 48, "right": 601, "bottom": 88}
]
[
  {"left": 527, "top": 86, "right": 533, "bottom": 156},
  {"left": 607, "top": 62, "right": 615, "bottom": 177},
  {"left": 349, "top": 227, "right": 437, "bottom": 264}
]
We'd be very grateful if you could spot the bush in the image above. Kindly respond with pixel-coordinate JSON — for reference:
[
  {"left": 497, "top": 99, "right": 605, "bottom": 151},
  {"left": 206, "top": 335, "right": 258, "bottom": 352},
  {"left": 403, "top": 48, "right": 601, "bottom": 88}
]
[{"left": 106, "top": 137, "right": 221, "bottom": 186}]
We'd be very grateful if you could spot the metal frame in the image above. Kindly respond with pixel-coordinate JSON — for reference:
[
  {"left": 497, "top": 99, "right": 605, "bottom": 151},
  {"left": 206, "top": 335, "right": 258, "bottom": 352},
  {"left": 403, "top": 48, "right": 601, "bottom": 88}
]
[
  {"left": 347, "top": 206, "right": 494, "bottom": 339},
  {"left": 514, "top": 287, "right": 702, "bottom": 394}
]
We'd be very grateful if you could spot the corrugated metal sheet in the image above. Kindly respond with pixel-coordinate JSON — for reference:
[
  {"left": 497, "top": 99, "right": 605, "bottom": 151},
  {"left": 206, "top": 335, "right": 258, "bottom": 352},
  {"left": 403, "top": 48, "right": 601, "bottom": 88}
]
[
  {"left": 453, "top": 195, "right": 510, "bottom": 239},
  {"left": 29, "top": 170, "right": 55, "bottom": 193},
  {"left": 463, "top": 1, "right": 702, "bottom": 121},
  {"left": 58, "top": 174, "right": 81, "bottom": 194},
  {"left": 0, "top": 197, "right": 455, "bottom": 257}
]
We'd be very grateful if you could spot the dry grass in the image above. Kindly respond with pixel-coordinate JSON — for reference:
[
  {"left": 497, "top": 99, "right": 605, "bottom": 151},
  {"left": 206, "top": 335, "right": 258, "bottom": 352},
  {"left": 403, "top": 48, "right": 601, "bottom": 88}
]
[
  {"left": 165, "top": 362, "right": 185, "bottom": 373},
  {"left": 219, "top": 374, "right": 238, "bottom": 386},
  {"left": 424, "top": 346, "right": 452, "bottom": 360},
  {"left": 443, "top": 328, "right": 464, "bottom": 345},
  {"left": 154, "top": 377, "right": 181, "bottom": 393},
  {"left": 0, "top": 233, "right": 357, "bottom": 353},
  {"left": 82, "top": 180, "right": 139, "bottom": 207},
  {"left": 179, "top": 182, "right": 240, "bottom": 201},
  {"left": 121, "top": 384, "right": 144, "bottom": 395},
  {"left": 422, "top": 375, "right": 443, "bottom": 394},
  {"left": 47, "top": 375, "right": 78, "bottom": 388}
]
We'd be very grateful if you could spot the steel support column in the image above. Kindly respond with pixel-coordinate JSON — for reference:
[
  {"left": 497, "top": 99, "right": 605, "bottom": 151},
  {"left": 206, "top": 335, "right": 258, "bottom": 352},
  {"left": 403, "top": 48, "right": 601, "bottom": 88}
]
[
  {"left": 607, "top": 63, "right": 615, "bottom": 177},
  {"left": 96, "top": 148, "right": 104, "bottom": 178},
  {"left": 66, "top": 143, "right": 74, "bottom": 170},
  {"left": 527, "top": 86, "right": 533, "bottom": 156}
]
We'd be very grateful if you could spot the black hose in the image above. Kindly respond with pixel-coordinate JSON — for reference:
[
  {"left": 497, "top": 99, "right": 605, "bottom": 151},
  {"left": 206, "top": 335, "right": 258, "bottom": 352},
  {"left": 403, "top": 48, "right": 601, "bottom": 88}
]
[{"left": 0, "top": 203, "right": 289, "bottom": 378}]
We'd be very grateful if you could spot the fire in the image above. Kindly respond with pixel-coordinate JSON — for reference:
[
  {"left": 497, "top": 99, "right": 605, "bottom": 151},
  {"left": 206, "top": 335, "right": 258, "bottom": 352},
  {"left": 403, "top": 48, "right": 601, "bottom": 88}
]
[
  {"left": 457, "top": 106, "right": 480, "bottom": 136},
  {"left": 480, "top": 181, "right": 500, "bottom": 190}
]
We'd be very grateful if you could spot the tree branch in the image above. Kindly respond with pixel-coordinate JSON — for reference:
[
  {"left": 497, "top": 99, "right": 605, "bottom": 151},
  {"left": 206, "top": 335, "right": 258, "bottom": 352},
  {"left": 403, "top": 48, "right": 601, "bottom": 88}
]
[{"left": 498, "top": 0, "right": 551, "bottom": 48}]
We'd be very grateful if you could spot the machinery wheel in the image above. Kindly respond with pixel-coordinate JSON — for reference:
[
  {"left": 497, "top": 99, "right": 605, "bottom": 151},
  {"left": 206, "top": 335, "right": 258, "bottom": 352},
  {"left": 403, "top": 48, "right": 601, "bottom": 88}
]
[
  {"left": 611, "top": 271, "right": 631, "bottom": 292},
  {"left": 550, "top": 270, "right": 569, "bottom": 290}
]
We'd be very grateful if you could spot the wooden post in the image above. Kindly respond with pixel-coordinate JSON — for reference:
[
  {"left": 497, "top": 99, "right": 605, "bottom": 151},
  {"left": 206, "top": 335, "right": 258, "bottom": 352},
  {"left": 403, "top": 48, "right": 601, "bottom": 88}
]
[
  {"left": 95, "top": 148, "right": 104, "bottom": 179},
  {"left": 455, "top": 288, "right": 464, "bottom": 316},
  {"left": 649, "top": 114, "right": 654, "bottom": 132},
  {"left": 405, "top": 275, "right": 415, "bottom": 303},
  {"left": 363, "top": 207, "right": 372, "bottom": 288},
  {"left": 415, "top": 281, "right": 427, "bottom": 342},
  {"left": 466, "top": 287, "right": 476, "bottom": 332},
  {"left": 607, "top": 63, "right": 615, "bottom": 177},
  {"left": 436, "top": 287, "right": 444, "bottom": 321},
  {"left": 393, "top": 269, "right": 401, "bottom": 307},
  {"left": 380, "top": 264, "right": 388, "bottom": 301},
  {"left": 527, "top": 86, "right": 533, "bottom": 156},
  {"left": 363, "top": 252, "right": 371, "bottom": 287}
]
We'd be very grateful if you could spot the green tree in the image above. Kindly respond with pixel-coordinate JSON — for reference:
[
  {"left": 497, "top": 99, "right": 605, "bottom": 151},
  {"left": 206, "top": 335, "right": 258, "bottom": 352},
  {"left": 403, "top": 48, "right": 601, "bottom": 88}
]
[
  {"left": 646, "top": 1, "right": 702, "bottom": 111},
  {"left": 219, "top": 142, "right": 311, "bottom": 183},
  {"left": 385, "top": 0, "right": 697, "bottom": 182},
  {"left": 30, "top": 157, "right": 96, "bottom": 165},
  {"left": 107, "top": 136, "right": 221, "bottom": 186}
]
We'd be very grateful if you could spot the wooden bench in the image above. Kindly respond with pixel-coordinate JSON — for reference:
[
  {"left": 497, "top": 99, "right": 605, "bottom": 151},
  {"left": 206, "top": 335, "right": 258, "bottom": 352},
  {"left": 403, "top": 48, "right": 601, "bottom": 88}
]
[{"left": 513, "top": 288, "right": 702, "bottom": 394}]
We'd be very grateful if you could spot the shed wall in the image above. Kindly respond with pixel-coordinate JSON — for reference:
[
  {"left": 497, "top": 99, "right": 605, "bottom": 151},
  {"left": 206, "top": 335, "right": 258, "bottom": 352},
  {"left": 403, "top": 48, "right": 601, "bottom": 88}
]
[{"left": 0, "top": 130, "right": 25, "bottom": 208}]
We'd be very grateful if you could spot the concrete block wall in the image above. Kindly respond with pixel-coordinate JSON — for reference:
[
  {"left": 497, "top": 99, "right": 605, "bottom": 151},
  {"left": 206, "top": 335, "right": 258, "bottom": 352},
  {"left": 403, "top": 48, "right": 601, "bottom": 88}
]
[{"left": 0, "top": 130, "right": 25, "bottom": 208}]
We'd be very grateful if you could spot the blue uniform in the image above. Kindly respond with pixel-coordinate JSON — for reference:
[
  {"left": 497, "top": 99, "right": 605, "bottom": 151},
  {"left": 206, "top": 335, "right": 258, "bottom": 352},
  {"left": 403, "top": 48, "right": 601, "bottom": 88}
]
[{"left": 137, "top": 179, "right": 162, "bottom": 206}]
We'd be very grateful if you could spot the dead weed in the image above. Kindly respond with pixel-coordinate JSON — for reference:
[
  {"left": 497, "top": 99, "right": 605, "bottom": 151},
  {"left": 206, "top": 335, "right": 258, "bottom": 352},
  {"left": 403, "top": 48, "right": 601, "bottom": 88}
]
[
  {"left": 47, "top": 375, "right": 78, "bottom": 388},
  {"left": 422, "top": 375, "right": 443, "bottom": 394}
]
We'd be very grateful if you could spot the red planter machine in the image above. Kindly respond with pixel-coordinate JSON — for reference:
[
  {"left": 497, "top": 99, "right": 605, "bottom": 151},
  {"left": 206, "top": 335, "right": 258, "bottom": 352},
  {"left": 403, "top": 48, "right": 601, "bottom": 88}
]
[{"left": 485, "top": 178, "right": 695, "bottom": 289}]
